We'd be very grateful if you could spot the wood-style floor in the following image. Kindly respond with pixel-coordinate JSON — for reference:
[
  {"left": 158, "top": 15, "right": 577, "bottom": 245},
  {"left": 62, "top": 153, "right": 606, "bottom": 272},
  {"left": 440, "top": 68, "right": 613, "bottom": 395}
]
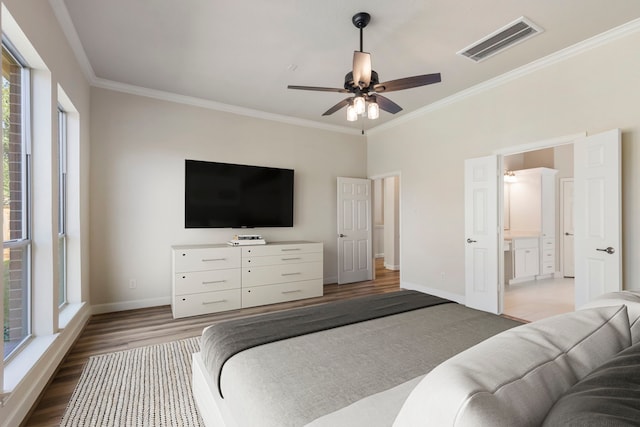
[{"left": 23, "top": 260, "right": 399, "bottom": 426}]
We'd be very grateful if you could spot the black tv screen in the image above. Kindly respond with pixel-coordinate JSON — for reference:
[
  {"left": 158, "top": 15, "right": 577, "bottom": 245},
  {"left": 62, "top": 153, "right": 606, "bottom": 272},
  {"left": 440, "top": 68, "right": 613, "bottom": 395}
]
[{"left": 185, "top": 160, "right": 294, "bottom": 228}]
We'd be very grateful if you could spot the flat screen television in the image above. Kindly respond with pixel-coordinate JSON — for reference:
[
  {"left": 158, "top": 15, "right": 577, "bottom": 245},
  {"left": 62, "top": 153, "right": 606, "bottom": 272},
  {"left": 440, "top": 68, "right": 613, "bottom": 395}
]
[{"left": 184, "top": 159, "right": 294, "bottom": 228}]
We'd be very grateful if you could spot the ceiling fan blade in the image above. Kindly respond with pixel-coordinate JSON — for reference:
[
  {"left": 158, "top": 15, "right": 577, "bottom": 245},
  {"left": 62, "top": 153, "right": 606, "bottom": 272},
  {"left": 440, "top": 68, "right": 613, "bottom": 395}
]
[
  {"left": 352, "top": 51, "right": 372, "bottom": 88},
  {"left": 374, "top": 73, "right": 441, "bottom": 93},
  {"left": 322, "top": 97, "right": 352, "bottom": 116},
  {"left": 372, "top": 95, "right": 402, "bottom": 114},
  {"left": 288, "top": 85, "right": 350, "bottom": 93}
]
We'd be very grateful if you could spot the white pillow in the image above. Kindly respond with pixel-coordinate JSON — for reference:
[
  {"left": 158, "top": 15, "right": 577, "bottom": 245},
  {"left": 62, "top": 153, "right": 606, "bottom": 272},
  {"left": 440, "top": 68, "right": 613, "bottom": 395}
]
[
  {"left": 393, "top": 306, "right": 631, "bottom": 427},
  {"left": 579, "top": 291, "right": 640, "bottom": 344}
]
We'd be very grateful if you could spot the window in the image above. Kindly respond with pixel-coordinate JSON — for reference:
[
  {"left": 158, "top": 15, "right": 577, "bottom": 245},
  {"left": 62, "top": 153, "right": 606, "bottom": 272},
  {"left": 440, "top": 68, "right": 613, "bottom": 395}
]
[
  {"left": 2, "top": 40, "right": 31, "bottom": 360},
  {"left": 58, "top": 107, "right": 67, "bottom": 308}
]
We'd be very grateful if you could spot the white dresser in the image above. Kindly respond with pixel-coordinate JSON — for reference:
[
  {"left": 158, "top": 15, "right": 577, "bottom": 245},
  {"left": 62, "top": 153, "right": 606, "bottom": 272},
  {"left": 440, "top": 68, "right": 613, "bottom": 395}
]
[{"left": 171, "top": 241, "right": 323, "bottom": 318}]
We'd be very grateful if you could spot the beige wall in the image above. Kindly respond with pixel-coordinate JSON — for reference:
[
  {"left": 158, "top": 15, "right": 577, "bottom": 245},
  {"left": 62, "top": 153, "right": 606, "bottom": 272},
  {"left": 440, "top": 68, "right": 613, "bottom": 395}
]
[
  {"left": 523, "top": 148, "right": 555, "bottom": 169},
  {"left": 368, "top": 28, "right": 640, "bottom": 298},
  {"left": 89, "top": 88, "right": 365, "bottom": 310}
]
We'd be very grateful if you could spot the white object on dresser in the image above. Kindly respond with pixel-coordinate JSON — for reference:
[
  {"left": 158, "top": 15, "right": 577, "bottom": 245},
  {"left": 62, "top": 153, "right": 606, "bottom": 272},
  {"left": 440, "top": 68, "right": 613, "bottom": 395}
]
[{"left": 171, "top": 241, "right": 323, "bottom": 318}]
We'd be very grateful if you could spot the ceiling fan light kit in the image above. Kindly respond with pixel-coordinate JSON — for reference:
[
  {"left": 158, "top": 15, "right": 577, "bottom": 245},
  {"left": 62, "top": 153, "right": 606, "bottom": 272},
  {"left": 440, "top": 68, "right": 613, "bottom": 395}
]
[
  {"left": 367, "top": 101, "right": 380, "bottom": 120},
  {"left": 346, "top": 104, "right": 358, "bottom": 122},
  {"left": 287, "top": 11, "right": 442, "bottom": 123}
]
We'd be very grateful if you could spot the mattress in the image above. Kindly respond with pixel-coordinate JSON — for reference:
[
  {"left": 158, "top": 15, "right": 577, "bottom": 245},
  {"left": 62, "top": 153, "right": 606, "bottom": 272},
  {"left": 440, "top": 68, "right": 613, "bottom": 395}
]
[{"left": 196, "top": 296, "right": 522, "bottom": 427}]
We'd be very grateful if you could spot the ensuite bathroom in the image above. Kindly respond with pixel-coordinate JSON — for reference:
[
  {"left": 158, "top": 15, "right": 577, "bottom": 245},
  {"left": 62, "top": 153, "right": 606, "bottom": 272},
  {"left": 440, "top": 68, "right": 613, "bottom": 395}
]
[{"left": 502, "top": 145, "right": 575, "bottom": 321}]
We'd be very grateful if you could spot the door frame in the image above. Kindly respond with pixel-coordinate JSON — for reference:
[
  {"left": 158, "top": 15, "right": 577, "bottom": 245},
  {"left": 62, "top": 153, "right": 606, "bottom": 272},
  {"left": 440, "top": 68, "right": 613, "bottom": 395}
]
[
  {"left": 369, "top": 171, "right": 402, "bottom": 283},
  {"left": 493, "top": 132, "right": 586, "bottom": 309},
  {"left": 560, "top": 178, "right": 575, "bottom": 278}
]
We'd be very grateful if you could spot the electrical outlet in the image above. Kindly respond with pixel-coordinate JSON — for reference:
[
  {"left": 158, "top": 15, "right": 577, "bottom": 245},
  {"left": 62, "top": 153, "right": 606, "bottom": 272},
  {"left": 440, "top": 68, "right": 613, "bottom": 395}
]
[{"left": 129, "top": 279, "right": 137, "bottom": 289}]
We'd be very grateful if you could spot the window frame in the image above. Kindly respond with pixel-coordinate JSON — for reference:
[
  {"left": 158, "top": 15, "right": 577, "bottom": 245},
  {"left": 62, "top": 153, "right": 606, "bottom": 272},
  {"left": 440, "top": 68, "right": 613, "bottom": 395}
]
[{"left": 57, "top": 106, "right": 67, "bottom": 308}]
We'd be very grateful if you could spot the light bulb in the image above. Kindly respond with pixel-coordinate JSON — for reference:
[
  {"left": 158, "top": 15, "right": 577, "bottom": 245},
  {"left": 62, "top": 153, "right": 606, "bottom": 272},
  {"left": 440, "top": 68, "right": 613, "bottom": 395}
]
[
  {"left": 346, "top": 104, "right": 358, "bottom": 122},
  {"left": 354, "top": 96, "right": 365, "bottom": 115},
  {"left": 504, "top": 170, "right": 517, "bottom": 183},
  {"left": 367, "top": 102, "right": 379, "bottom": 120}
]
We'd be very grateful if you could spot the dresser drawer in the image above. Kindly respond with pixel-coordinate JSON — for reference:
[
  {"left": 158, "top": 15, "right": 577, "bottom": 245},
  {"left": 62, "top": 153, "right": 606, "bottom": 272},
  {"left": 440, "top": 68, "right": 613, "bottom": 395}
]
[
  {"left": 242, "top": 280, "right": 323, "bottom": 308},
  {"left": 174, "top": 269, "right": 241, "bottom": 295},
  {"left": 173, "top": 247, "right": 240, "bottom": 272},
  {"left": 242, "top": 242, "right": 322, "bottom": 257},
  {"left": 242, "top": 251, "right": 322, "bottom": 267},
  {"left": 242, "top": 262, "right": 323, "bottom": 287},
  {"left": 172, "top": 289, "right": 241, "bottom": 318}
]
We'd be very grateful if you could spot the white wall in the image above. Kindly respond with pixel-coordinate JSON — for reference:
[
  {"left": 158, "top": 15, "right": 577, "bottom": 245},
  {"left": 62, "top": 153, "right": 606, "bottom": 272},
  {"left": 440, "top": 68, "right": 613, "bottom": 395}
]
[
  {"left": 89, "top": 88, "right": 365, "bottom": 311},
  {"left": 368, "top": 28, "right": 640, "bottom": 297}
]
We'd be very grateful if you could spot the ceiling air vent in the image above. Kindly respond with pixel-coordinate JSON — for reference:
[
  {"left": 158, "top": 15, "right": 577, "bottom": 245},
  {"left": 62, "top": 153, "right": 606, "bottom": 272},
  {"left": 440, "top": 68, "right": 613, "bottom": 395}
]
[{"left": 457, "top": 17, "right": 543, "bottom": 62}]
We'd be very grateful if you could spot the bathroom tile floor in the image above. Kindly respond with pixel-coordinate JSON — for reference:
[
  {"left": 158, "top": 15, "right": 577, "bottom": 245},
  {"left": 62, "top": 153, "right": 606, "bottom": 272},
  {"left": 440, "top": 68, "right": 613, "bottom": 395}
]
[{"left": 503, "top": 277, "right": 574, "bottom": 322}]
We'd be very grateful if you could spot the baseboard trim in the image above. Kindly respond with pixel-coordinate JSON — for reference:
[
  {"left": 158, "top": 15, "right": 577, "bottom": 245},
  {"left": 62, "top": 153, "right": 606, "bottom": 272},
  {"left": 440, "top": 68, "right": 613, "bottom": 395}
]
[
  {"left": 92, "top": 296, "right": 171, "bottom": 315},
  {"left": 384, "top": 263, "right": 400, "bottom": 271},
  {"left": 402, "top": 281, "right": 465, "bottom": 305},
  {"left": 323, "top": 276, "right": 338, "bottom": 285}
]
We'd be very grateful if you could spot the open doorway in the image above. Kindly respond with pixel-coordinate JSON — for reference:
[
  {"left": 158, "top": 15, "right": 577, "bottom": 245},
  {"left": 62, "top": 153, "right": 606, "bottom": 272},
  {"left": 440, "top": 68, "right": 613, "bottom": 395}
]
[
  {"left": 372, "top": 175, "right": 400, "bottom": 275},
  {"left": 502, "top": 145, "right": 575, "bottom": 322}
]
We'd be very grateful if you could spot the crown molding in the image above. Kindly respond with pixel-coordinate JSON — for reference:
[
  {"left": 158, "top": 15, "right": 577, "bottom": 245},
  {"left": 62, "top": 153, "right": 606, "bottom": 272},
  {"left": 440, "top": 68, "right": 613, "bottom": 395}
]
[
  {"left": 91, "top": 77, "right": 361, "bottom": 135},
  {"left": 48, "top": 0, "right": 96, "bottom": 82},
  {"left": 367, "top": 17, "right": 640, "bottom": 136}
]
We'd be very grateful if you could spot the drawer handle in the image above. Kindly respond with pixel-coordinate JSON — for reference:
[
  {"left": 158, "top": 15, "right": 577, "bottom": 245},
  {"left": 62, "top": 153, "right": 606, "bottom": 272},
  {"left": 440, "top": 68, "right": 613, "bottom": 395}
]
[
  {"left": 202, "top": 280, "right": 226, "bottom": 285},
  {"left": 202, "top": 258, "right": 226, "bottom": 262},
  {"left": 281, "top": 248, "right": 301, "bottom": 252},
  {"left": 202, "top": 299, "right": 227, "bottom": 305},
  {"left": 282, "top": 257, "right": 302, "bottom": 261},
  {"left": 282, "top": 272, "right": 302, "bottom": 276},
  {"left": 282, "top": 289, "right": 302, "bottom": 294}
]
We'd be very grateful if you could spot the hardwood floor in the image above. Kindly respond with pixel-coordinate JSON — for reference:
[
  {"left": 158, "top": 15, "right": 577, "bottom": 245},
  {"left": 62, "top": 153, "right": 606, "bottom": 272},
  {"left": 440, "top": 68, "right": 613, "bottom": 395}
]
[{"left": 23, "top": 260, "right": 399, "bottom": 426}]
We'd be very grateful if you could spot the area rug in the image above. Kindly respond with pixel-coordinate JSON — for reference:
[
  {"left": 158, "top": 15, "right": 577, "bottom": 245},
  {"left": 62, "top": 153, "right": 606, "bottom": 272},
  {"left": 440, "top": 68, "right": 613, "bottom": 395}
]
[{"left": 60, "top": 337, "right": 204, "bottom": 427}]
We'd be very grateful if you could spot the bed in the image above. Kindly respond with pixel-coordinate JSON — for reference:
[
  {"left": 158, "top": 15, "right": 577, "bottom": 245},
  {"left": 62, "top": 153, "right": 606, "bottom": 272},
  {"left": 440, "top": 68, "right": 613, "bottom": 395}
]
[{"left": 191, "top": 290, "right": 523, "bottom": 427}]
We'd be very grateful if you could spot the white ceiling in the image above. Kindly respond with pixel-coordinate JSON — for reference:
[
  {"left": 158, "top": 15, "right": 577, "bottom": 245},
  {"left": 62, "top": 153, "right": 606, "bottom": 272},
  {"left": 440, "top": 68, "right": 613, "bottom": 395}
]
[{"left": 56, "top": 0, "right": 640, "bottom": 132}]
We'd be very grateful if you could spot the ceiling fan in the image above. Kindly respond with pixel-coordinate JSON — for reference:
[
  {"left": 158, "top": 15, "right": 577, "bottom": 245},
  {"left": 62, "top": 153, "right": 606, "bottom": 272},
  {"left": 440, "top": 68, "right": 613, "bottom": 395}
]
[{"left": 288, "top": 12, "right": 441, "bottom": 121}]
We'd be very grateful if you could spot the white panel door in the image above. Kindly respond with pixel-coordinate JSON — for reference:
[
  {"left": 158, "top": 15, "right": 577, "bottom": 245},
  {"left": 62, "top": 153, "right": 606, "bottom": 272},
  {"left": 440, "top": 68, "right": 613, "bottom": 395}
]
[
  {"left": 562, "top": 179, "right": 575, "bottom": 278},
  {"left": 574, "top": 129, "right": 621, "bottom": 308},
  {"left": 464, "top": 155, "right": 499, "bottom": 314},
  {"left": 337, "top": 177, "right": 373, "bottom": 284}
]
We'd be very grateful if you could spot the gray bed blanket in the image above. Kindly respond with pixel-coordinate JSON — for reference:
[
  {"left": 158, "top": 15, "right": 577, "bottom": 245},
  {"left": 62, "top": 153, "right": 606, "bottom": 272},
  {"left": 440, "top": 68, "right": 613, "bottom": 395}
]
[{"left": 201, "top": 290, "right": 451, "bottom": 396}]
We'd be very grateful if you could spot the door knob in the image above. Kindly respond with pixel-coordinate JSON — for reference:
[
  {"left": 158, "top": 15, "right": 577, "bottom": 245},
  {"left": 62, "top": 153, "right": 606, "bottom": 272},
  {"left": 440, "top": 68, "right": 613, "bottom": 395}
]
[
  {"left": 565, "top": 232, "right": 574, "bottom": 236},
  {"left": 596, "top": 246, "right": 615, "bottom": 254},
  {"left": 466, "top": 238, "right": 477, "bottom": 243},
  {"left": 339, "top": 233, "right": 347, "bottom": 238}
]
